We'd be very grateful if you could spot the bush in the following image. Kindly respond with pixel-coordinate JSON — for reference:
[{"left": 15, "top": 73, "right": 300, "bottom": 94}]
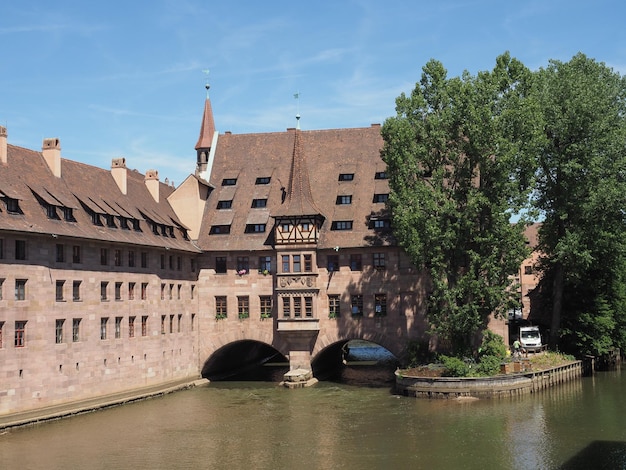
[{"left": 440, "top": 355, "right": 471, "bottom": 377}]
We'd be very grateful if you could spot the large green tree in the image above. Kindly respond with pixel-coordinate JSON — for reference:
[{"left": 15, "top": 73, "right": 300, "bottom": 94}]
[
  {"left": 532, "top": 53, "right": 626, "bottom": 354},
  {"left": 381, "top": 54, "right": 538, "bottom": 355}
]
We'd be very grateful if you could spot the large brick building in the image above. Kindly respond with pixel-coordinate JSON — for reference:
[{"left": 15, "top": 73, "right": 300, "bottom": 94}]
[{"left": 0, "top": 90, "right": 517, "bottom": 414}]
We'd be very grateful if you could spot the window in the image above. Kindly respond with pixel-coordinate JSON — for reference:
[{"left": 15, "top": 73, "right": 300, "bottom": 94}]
[
  {"left": 304, "top": 254, "right": 312, "bottom": 272},
  {"left": 115, "top": 282, "right": 122, "bottom": 300},
  {"left": 351, "top": 295, "right": 363, "bottom": 316},
  {"left": 15, "top": 240, "right": 26, "bottom": 260},
  {"left": 210, "top": 225, "right": 231, "bottom": 234},
  {"left": 100, "top": 318, "right": 108, "bottom": 340},
  {"left": 106, "top": 215, "right": 116, "bottom": 228},
  {"left": 255, "top": 176, "right": 271, "bottom": 185},
  {"left": 141, "top": 316, "right": 148, "bottom": 336},
  {"left": 327, "top": 255, "right": 339, "bottom": 272},
  {"left": 55, "top": 319, "right": 64, "bottom": 344},
  {"left": 177, "top": 284, "right": 182, "bottom": 300},
  {"left": 282, "top": 255, "right": 290, "bottom": 273},
  {"left": 128, "top": 282, "right": 135, "bottom": 300},
  {"left": 46, "top": 204, "right": 58, "bottom": 219},
  {"left": 100, "top": 248, "right": 109, "bottom": 265},
  {"left": 221, "top": 178, "right": 237, "bottom": 186},
  {"left": 55, "top": 280, "right": 65, "bottom": 301},
  {"left": 160, "top": 283, "right": 166, "bottom": 300},
  {"left": 336, "top": 195, "right": 352, "bottom": 205},
  {"left": 524, "top": 265, "right": 533, "bottom": 275},
  {"left": 72, "top": 245, "right": 81, "bottom": 263},
  {"left": 177, "top": 256, "right": 181, "bottom": 271},
  {"left": 373, "top": 193, "right": 389, "bottom": 203},
  {"left": 177, "top": 314, "right": 182, "bottom": 333},
  {"left": 331, "top": 221, "right": 353, "bottom": 230},
  {"left": 373, "top": 253, "right": 386, "bottom": 270},
  {"left": 280, "top": 223, "right": 291, "bottom": 233},
  {"left": 5, "top": 197, "right": 20, "bottom": 214},
  {"left": 216, "top": 296, "right": 227, "bottom": 319},
  {"left": 191, "top": 284, "right": 196, "bottom": 299},
  {"left": 129, "top": 316, "right": 135, "bottom": 338},
  {"left": 329, "top": 295, "right": 340, "bottom": 318},
  {"left": 169, "top": 255, "right": 174, "bottom": 270},
  {"left": 72, "top": 318, "right": 80, "bottom": 342},
  {"left": 73, "top": 281, "right": 81, "bottom": 301},
  {"left": 15, "top": 321, "right": 26, "bottom": 347},
  {"left": 161, "top": 315, "right": 166, "bottom": 334},
  {"left": 260, "top": 296, "right": 272, "bottom": 319},
  {"left": 293, "top": 255, "right": 301, "bottom": 272},
  {"left": 0, "top": 278, "right": 4, "bottom": 300},
  {"left": 128, "top": 251, "right": 135, "bottom": 267},
  {"left": 160, "top": 254, "right": 165, "bottom": 269},
  {"left": 375, "top": 171, "right": 388, "bottom": 179},
  {"left": 371, "top": 219, "right": 391, "bottom": 230},
  {"left": 191, "top": 258, "right": 196, "bottom": 272},
  {"left": 338, "top": 173, "right": 354, "bottom": 181},
  {"left": 238, "top": 296, "right": 249, "bottom": 319},
  {"left": 350, "top": 254, "right": 362, "bottom": 271},
  {"left": 141, "top": 252, "right": 148, "bottom": 268},
  {"left": 15, "top": 279, "right": 26, "bottom": 300},
  {"left": 236, "top": 256, "right": 249, "bottom": 274},
  {"left": 375, "top": 294, "right": 387, "bottom": 316},
  {"left": 169, "top": 315, "right": 174, "bottom": 333},
  {"left": 169, "top": 283, "right": 174, "bottom": 300},
  {"left": 115, "top": 317, "right": 122, "bottom": 339},
  {"left": 0, "top": 239, "right": 3, "bottom": 258},
  {"left": 141, "top": 282, "right": 148, "bottom": 300},
  {"left": 101, "top": 281, "right": 109, "bottom": 301},
  {"left": 56, "top": 244, "right": 65, "bottom": 262},
  {"left": 305, "top": 296, "right": 313, "bottom": 317},
  {"left": 282, "top": 297, "right": 291, "bottom": 318},
  {"left": 217, "top": 200, "right": 232, "bottom": 209},
  {"left": 0, "top": 321, "right": 3, "bottom": 348},
  {"left": 251, "top": 198, "right": 267, "bottom": 208},
  {"left": 259, "top": 256, "right": 272, "bottom": 273},
  {"left": 293, "top": 297, "right": 301, "bottom": 317},
  {"left": 191, "top": 313, "right": 196, "bottom": 331},
  {"left": 245, "top": 223, "right": 266, "bottom": 233}
]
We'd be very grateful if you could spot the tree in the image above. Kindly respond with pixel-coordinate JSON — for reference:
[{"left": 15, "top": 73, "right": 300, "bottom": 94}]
[
  {"left": 532, "top": 53, "right": 626, "bottom": 353},
  {"left": 381, "top": 54, "right": 538, "bottom": 355}
]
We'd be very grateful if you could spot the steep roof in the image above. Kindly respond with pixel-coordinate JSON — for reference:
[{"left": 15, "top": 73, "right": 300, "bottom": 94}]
[
  {"left": 0, "top": 143, "right": 200, "bottom": 253},
  {"left": 196, "top": 124, "right": 390, "bottom": 251},
  {"left": 195, "top": 97, "right": 216, "bottom": 150}
]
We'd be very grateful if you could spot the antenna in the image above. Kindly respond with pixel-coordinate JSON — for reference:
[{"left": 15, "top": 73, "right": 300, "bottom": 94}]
[
  {"left": 294, "top": 91, "right": 301, "bottom": 129},
  {"left": 202, "top": 69, "right": 210, "bottom": 98}
]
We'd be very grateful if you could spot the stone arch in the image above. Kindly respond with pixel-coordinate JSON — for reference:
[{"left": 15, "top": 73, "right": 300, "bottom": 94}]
[{"left": 313, "top": 330, "right": 406, "bottom": 362}]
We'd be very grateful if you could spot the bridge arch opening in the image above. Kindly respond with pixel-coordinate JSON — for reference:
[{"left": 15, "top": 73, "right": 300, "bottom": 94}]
[
  {"left": 312, "top": 339, "right": 399, "bottom": 386},
  {"left": 201, "top": 340, "right": 288, "bottom": 381}
]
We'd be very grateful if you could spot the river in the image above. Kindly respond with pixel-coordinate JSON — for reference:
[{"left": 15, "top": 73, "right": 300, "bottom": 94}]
[{"left": 1, "top": 361, "right": 625, "bottom": 469}]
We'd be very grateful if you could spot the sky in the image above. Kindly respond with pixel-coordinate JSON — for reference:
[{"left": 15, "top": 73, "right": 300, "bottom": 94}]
[{"left": 2, "top": 0, "right": 626, "bottom": 186}]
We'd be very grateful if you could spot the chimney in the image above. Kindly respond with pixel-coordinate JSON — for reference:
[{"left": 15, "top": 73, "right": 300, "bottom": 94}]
[
  {"left": 144, "top": 169, "right": 159, "bottom": 203},
  {"left": 42, "top": 138, "right": 62, "bottom": 177},
  {"left": 0, "top": 126, "right": 7, "bottom": 165},
  {"left": 111, "top": 158, "right": 127, "bottom": 194}
]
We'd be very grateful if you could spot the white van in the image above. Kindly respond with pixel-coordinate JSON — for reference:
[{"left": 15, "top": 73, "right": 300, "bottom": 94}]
[{"left": 519, "top": 326, "right": 542, "bottom": 352}]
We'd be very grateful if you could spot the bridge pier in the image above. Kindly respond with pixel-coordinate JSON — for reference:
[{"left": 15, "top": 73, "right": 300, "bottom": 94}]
[{"left": 277, "top": 319, "right": 320, "bottom": 388}]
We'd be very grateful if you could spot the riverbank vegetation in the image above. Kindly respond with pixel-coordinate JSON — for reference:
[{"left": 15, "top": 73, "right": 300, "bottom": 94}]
[{"left": 382, "top": 52, "right": 626, "bottom": 360}]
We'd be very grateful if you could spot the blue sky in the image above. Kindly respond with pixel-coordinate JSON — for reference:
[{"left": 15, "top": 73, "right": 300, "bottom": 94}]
[{"left": 2, "top": 0, "right": 625, "bottom": 186}]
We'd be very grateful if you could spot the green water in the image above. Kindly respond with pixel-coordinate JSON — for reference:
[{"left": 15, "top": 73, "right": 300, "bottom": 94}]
[{"left": 1, "top": 368, "right": 624, "bottom": 469}]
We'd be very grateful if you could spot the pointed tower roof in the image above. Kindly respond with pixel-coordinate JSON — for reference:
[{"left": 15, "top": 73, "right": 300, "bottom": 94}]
[
  {"left": 273, "top": 125, "right": 325, "bottom": 218},
  {"left": 195, "top": 94, "right": 216, "bottom": 151}
]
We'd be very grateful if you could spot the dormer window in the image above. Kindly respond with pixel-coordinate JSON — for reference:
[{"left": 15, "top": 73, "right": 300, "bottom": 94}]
[
  {"left": 210, "top": 225, "right": 231, "bottom": 234},
  {"left": 63, "top": 207, "right": 75, "bottom": 222},
  {"left": 280, "top": 223, "right": 291, "bottom": 232},
  {"left": 46, "top": 204, "right": 58, "bottom": 219},
  {"left": 3, "top": 197, "right": 20, "bottom": 214},
  {"left": 338, "top": 173, "right": 354, "bottom": 181},
  {"left": 375, "top": 171, "right": 388, "bottom": 179},
  {"left": 331, "top": 221, "right": 353, "bottom": 230},
  {"left": 251, "top": 198, "right": 267, "bottom": 208},
  {"left": 132, "top": 219, "right": 141, "bottom": 231},
  {"left": 255, "top": 177, "right": 271, "bottom": 185},
  {"left": 245, "top": 224, "right": 266, "bottom": 233},
  {"left": 217, "top": 200, "right": 232, "bottom": 209},
  {"left": 222, "top": 178, "right": 237, "bottom": 186},
  {"left": 106, "top": 215, "right": 116, "bottom": 228},
  {"left": 92, "top": 212, "right": 102, "bottom": 226},
  {"left": 118, "top": 216, "right": 129, "bottom": 230},
  {"left": 301, "top": 222, "right": 310, "bottom": 231}
]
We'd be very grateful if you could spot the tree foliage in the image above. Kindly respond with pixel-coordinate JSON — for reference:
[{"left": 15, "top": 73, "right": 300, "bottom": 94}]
[
  {"left": 381, "top": 54, "right": 538, "bottom": 355},
  {"left": 532, "top": 53, "right": 626, "bottom": 354}
]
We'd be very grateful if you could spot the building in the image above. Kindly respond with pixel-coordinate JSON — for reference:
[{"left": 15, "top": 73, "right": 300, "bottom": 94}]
[{"left": 0, "top": 89, "right": 516, "bottom": 414}]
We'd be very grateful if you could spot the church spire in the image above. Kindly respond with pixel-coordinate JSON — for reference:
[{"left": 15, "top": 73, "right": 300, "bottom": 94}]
[{"left": 195, "top": 70, "right": 216, "bottom": 176}]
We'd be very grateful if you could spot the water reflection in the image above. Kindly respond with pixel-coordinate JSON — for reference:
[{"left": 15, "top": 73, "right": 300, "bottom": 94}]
[{"left": 1, "top": 366, "right": 624, "bottom": 469}]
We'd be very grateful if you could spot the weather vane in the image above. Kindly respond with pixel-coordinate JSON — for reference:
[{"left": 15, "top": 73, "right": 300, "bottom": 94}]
[
  {"left": 203, "top": 69, "right": 210, "bottom": 98},
  {"left": 294, "top": 91, "right": 301, "bottom": 128}
]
